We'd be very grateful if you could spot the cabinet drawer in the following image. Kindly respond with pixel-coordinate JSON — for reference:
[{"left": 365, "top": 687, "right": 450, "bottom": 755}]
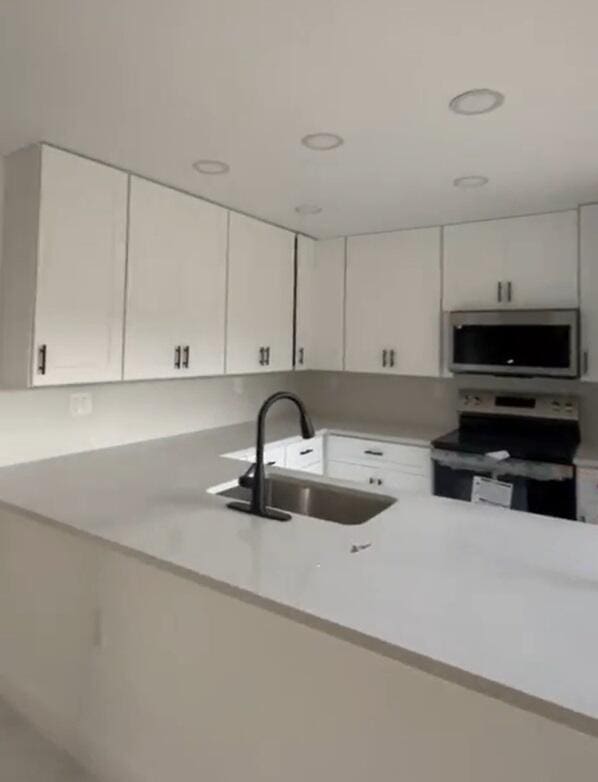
[
  {"left": 285, "top": 437, "right": 323, "bottom": 469},
  {"left": 327, "top": 435, "right": 429, "bottom": 473}
]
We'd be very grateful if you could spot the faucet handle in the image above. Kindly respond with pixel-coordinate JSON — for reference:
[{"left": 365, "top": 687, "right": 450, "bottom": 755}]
[{"left": 238, "top": 462, "right": 256, "bottom": 489}]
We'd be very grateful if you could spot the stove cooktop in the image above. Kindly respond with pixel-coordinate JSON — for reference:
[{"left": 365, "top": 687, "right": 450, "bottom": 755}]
[{"left": 432, "top": 426, "right": 579, "bottom": 465}]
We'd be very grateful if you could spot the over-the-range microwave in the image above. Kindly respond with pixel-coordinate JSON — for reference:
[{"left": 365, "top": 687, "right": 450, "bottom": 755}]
[{"left": 448, "top": 309, "right": 580, "bottom": 378}]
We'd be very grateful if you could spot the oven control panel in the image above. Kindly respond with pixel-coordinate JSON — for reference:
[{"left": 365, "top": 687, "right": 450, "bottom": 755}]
[{"left": 458, "top": 390, "right": 579, "bottom": 420}]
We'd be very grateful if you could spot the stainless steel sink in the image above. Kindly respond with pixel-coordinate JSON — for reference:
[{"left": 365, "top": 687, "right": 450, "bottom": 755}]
[{"left": 217, "top": 475, "right": 395, "bottom": 524}]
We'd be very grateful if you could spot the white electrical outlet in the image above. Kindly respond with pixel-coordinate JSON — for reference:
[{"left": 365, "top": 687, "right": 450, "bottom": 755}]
[{"left": 70, "top": 392, "right": 93, "bottom": 418}]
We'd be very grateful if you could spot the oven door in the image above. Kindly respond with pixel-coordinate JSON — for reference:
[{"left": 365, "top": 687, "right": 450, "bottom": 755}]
[
  {"left": 432, "top": 450, "right": 576, "bottom": 520},
  {"left": 449, "top": 309, "right": 579, "bottom": 378}
]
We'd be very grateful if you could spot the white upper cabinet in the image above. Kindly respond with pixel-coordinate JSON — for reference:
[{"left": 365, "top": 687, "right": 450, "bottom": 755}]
[
  {"left": 0, "top": 145, "right": 128, "bottom": 387},
  {"left": 345, "top": 227, "right": 441, "bottom": 376},
  {"left": 580, "top": 204, "right": 598, "bottom": 381},
  {"left": 443, "top": 211, "right": 578, "bottom": 311},
  {"left": 295, "top": 236, "right": 345, "bottom": 371},
  {"left": 124, "top": 177, "right": 228, "bottom": 380},
  {"left": 226, "top": 213, "right": 295, "bottom": 374}
]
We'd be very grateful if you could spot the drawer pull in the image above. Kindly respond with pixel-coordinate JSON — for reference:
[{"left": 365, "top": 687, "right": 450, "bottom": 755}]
[
  {"left": 364, "top": 449, "right": 384, "bottom": 456},
  {"left": 266, "top": 460, "right": 276, "bottom": 466},
  {"left": 300, "top": 448, "right": 314, "bottom": 456}
]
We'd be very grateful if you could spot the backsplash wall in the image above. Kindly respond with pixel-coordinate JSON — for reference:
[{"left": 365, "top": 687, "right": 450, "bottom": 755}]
[{"left": 296, "top": 371, "right": 598, "bottom": 443}]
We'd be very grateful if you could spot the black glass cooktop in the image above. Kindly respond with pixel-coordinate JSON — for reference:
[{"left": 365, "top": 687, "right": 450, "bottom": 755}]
[{"left": 432, "top": 414, "right": 580, "bottom": 465}]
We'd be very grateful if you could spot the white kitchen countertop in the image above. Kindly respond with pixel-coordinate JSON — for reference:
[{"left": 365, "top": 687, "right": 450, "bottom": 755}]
[{"left": 0, "top": 416, "right": 596, "bottom": 735}]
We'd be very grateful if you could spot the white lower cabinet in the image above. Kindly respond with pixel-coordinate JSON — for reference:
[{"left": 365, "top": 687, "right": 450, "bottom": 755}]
[
  {"left": 326, "top": 435, "right": 431, "bottom": 495},
  {"left": 576, "top": 467, "right": 598, "bottom": 523}
]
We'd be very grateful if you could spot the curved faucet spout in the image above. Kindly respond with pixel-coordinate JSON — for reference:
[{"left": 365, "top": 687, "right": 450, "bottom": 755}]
[{"left": 228, "top": 391, "right": 315, "bottom": 521}]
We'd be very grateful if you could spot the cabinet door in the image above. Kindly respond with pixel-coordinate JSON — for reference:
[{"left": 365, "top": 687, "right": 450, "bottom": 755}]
[
  {"left": 124, "top": 177, "right": 227, "bottom": 380},
  {"left": 443, "top": 221, "right": 507, "bottom": 310},
  {"left": 444, "top": 212, "right": 578, "bottom": 311},
  {"left": 345, "top": 227, "right": 440, "bottom": 376},
  {"left": 33, "top": 146, "right": 127, "bottom": 385},
  {"left": 378, "top": 467, "right": 431, "bottom": 495},
  {"left": 295, "top": 237, "right": 345, "bottom": 371},
  {"left": 295, "top": 235, "right": 314, "bottom": 371},
  {"left": 327, "top": 460, "right": 373, "bottom": 485},
  {"left": 501, "top": 211, "right": 577, "bottom": 308},
  {"left": 581, "top": 205, "right": 598, "bottom": 381},
  {"left": 226, "top": 213, "right": 294, "bottom": 374}
]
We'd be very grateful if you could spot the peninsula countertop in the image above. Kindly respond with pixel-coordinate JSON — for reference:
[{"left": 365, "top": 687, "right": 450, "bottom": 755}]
[{"left": 0, "top": 416, "right": 596, "bottom": 737}]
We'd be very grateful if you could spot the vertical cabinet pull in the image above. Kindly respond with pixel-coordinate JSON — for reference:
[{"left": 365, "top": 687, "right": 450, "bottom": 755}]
[
  {"left": 174, "top": 345, "right": 181, "bottom": 369},
  {"left": 389, "top": 349, "right": 395, "bottom": 368},
  {"left": 298, "top": 347, "right": 304, "bottom": 366},
  {"left": 382, "top": 349, "right": 388, "bottom": 368},
  {"left": 258, "top": 347, "right": 265, "bottom": 366},
  {"left": 583, "top": 350, "right": 589, "bottom": 376},
  {"left": 265, "top": 346, "right": 271, "bottom": 366},
  {"left": 182, "top": 345, "right": 190, "bottom": 369},
  {"left": 507, "top": 281, "right": 512, "bottom": 302},
  {"left": 497, "top": 281, "right": 503, "bottom": 303},
  {"left": 37, "top": 344, "right": 47, "bottom": 375}
]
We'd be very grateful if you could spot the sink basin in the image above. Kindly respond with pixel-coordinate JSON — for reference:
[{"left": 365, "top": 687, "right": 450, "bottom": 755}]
[{"left": 216, "top": 475, "right": 396, "bottom": 524}]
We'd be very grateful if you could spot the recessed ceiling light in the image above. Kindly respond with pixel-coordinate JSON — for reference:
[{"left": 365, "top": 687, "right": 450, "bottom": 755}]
[
  {"left": 192, "top": 159, "right": 230, "bottom": 175},
  {"left": 295, "top": 204, "right": 322, "bottom": 215},
  {"left": 453, "top": 175, "right": 489, "bottom": 188},
  {"left": 301, "top": 132, "right": 344, "bottom": 151},
  {"left": 449, "top": 89, "right": 505, "bottom": 115}
]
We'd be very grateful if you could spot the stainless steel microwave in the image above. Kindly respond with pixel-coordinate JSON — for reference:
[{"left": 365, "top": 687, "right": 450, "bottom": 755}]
[{"left": 449, "top": 309, "right": 579, "bottom": 378}]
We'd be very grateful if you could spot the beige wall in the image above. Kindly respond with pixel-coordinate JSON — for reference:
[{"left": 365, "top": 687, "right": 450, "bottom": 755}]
[{"left": 2, "top": 508, "right": 598, "bottom": 782}]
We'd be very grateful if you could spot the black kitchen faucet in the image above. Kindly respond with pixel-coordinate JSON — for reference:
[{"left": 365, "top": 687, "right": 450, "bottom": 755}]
[{"left": 227, "top": 391, "right": 315, "bottom": 521}]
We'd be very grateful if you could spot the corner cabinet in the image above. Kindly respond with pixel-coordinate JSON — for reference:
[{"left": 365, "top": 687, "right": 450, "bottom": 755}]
[
  {"left": 295, "top": 236, "right": 345, "bottom": 371},
  {"left": 345, "top": 227, "right": 441, "bottom": 376},
  {"left": 443, "top": 211, "right": 578, "bottom": 311},
  {"left": 0, "top": 144, "right": 128, "bottom": 386},
  {"left": 226, "top": 213, "right": 295, "bottom": 374},
  {"left": 124, "top": 177, "right": 228, "bottom": 380}
]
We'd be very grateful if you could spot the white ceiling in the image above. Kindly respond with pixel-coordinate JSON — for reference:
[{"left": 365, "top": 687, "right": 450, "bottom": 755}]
[{"left": 2, "top": 0, "right": 598, "bottom": 238}]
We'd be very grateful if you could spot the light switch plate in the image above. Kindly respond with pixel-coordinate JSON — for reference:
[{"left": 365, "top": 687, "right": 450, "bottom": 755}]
[{"left": 70, "top": 392, "right": 93, "bottom": 417}]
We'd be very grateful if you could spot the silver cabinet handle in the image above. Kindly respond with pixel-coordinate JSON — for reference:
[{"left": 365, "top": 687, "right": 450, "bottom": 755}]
[
  {"left": 174, "top": 345, "right": 181, "bottom": 369},
  {"left": 382, "top": 349, "right": 388, "bottom": 368},
  {"left": 507, "top": 280, "right": 512, "bottom": 302},
  {"left": 389, "top": 349, "right": 396, "bottom": 368},
  {"left": 497, "top": 281, "right": 502, "bottom": 303},
  {"left": 298, "top": 347, "right": 304, "bottom": 366},
  {"left": 182, "top": 345, "right": 190, "bottom": 369},
  {"left": 364, "top": 449, "right": 384, "bottom": 456},
  {"left": 583, "top": 349, "right": 589, "bottom": 375},
  {"left": 37, "top": 344, "right": 47, "bottom": 375}
]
